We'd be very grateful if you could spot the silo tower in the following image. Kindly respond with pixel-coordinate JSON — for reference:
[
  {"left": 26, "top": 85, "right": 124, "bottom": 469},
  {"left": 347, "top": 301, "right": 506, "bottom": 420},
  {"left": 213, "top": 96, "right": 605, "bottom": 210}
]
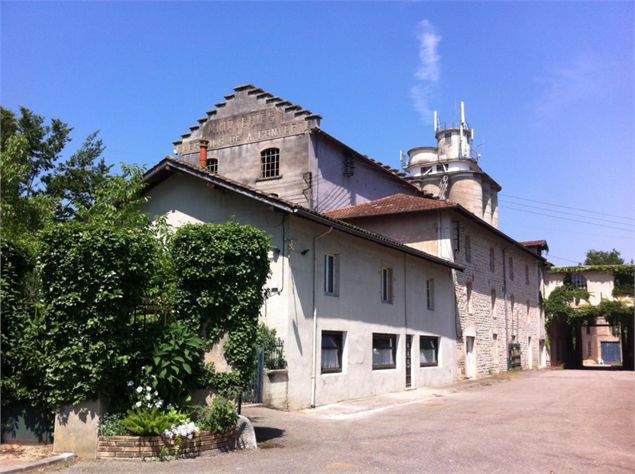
[{"left": 405, "top": 102, "right": 502, "bottom": 228}]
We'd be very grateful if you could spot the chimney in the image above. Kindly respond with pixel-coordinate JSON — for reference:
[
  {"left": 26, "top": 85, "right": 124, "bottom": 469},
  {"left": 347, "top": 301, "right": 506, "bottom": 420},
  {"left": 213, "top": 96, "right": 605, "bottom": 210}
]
[{"left": 198, "top": 139, "right": 209, "bottom": 169}]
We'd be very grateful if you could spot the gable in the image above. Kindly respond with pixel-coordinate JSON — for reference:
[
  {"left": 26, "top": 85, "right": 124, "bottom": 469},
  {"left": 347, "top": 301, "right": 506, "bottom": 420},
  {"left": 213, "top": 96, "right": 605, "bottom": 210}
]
[{"left": 174, "top": 84, "right": 321, "bottom": 155}]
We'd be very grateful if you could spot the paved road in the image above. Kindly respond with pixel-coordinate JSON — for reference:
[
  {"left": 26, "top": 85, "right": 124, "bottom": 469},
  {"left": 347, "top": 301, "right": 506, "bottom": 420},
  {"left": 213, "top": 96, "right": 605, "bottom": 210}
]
[{"left": 58, "top": 369, "right": 635, "bottom": 473}]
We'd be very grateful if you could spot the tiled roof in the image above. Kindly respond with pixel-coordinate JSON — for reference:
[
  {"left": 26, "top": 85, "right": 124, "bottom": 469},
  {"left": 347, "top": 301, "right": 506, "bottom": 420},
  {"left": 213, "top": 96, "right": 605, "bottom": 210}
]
[
  {"left": 520, "top": 240, "right": 549, "bottom": 249},
  {"left": 325, "top": 194, "right": 457, "bottom": 219}
]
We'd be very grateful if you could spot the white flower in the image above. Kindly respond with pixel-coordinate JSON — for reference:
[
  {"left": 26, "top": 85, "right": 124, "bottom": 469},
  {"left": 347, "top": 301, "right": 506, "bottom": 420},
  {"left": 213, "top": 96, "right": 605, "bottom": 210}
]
[
  {"left": 127, "top": 380, "right": 134, "bottom": 387},
  {"left": 155, "top": 400, "right": 163, "bottom": 408},
  {"left": 145, "top": 394, "right": 152, "bottom": 400},
  {"left": 146, "top": 386, "right": 152, "bottom": 392},
  {"left": 154, "top": 391, "right": 158, "bottom": 397},
  {"left": 136, "top": 386, "right": 143, "bottom": 393},
  {"left": 135, "top": 401, "right": 142, "bottom": 408}
]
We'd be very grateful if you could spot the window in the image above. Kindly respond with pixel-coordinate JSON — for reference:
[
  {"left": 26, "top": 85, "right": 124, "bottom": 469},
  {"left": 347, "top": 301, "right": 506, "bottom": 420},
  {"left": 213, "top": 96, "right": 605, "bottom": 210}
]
[
  {"left": 372, "top": 333, "right": 397, "bottom": 369},
  {"left": 489, "top": 247, "right": 495, "bottom": 272},
  {"left": 491, "top": 289, "right": 496, "bottom": 316},
  {"left": 324, "top": 254, "right": 339, "bottom": 296},
  {"left": 436, "top": 163, "right": 448, "bottom": 173},
  {"left": 426, "top": 278, "right": 435, "bottom": 310},
  {"left": 452, "top": 221, "right": 460, "bottom": 251},
  {"left": 465, "top": 234, "right": 472, "bottom": 263},
  {"left": 321, "top": 331, "right": 344, "bottom": 373},
  {"left": 420, "top": 166, "right": 432, "bottom": 175},
  {"left": 508, "top": 256, "right": 514, "bottom": 281},
  {"left": 206, "top": 157, "right": 218, "bottom": 173},
  {"left": 586, "top": 325, "right": 591, "bottom": 335},
  {"left": 510, "top": 295, "right": 515, "bottom": 315},
  {"left": 444, "top": 132, "right": 452, "bottom": 143},
  {"left": 525, "top": 264, "right": 530, "bottom": 285},
  {"left": 420, "top": 336, "right": 439, "bottom": 367},
  {"left": 587, "top": 340, "right": 592, "bottom": 358},
  {"left": 381, "top": 267, "right": 393, "bottom": 303},
  {"left": 260, "top": 148, "right": 280, "bottom": 178},
  {"left": 526, "top": 300, "right": 530, "bottom": 322},
  {"left": 466, "top": 282, "right": 473, "bottom": 313},
  {"left": 570, "top": 273, "right": 587, "bottom": 289}
]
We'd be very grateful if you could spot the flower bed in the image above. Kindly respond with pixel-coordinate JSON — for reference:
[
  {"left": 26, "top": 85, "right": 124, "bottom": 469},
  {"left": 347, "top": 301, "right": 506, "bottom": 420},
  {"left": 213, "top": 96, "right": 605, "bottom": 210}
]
[{"left": 96, "top": 430, "right": 235, "bottom": 459}]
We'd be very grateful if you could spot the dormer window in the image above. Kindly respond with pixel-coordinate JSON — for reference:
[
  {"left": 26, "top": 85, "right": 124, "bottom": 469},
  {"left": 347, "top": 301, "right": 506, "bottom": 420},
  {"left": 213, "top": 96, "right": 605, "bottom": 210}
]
[
  {"left": 260, "top": 148, "right": 280, "bottom": 178},
  {"left": 420, "top": 166, "right": 432, "bottom": 175},
  {"left": 436, "top": 164, "right": 448, "bottom": 173},
  {"left": 206, "top": 157, "right": 218, "bottom": 174}
]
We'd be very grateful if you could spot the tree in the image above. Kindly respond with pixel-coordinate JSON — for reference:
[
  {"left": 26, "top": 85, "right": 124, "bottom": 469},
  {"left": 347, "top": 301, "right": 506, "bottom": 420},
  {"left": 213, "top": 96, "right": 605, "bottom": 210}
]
[
  {"left": 584, "top": 249, "right": 624, "bottom": 265},
  {"left": 0, "top": 106, "right": 112, "bottom": 236}
]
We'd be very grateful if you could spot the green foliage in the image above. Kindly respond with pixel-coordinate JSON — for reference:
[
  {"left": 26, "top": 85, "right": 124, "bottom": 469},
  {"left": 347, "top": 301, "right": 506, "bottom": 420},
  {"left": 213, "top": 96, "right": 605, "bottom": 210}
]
[
  {"left": 543, "top": 283, "right": 590, "bottom": 327},
  {"left": 193, "top": 398, "right": 238, "bottom": 435},
  {"left": 170, "top": 222, "right": 271, "bottom": 387},
  {"left": 257, "top": 323, "right": 287, "bottom": 370},
  {"left": 0, "top": 240, "right": 48, "bottom": 408},
  {"left": 121, "top": 408, "right": 174, "bottom": 436},
  {"left": 613, "top": 265, "right": 634, "bottom": 297},
  {"left": 200, "top": 367, "right": 244, "bottom": 400},
  {"left": 99, "top": 413, "right": 128, "bottom": 437},
  {"left": 145, "top": 321, "right": 205, "bottom": 407},
  {"left": 584, "top": 248, "right": 624, "bottom": 265},
  {"left": 38, "top": 221, "right": 159, "bottom": 407},
  {"left": 42, "top": 131, "right": 112, "bottom": 221}
]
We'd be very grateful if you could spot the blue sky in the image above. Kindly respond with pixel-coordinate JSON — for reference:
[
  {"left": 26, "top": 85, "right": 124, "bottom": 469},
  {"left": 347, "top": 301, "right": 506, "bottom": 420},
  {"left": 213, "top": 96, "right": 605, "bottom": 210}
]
[{"left": 2, "top": 1, "right": 633, "bottom": 264}]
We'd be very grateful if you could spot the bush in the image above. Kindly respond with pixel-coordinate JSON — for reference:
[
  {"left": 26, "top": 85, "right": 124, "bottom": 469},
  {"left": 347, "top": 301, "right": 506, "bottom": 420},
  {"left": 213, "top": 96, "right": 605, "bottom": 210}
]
[
  {"left": 193, "top": 397, "right": 238, "bottom": 435},
  {"left": 99, "top": 413, "right": 127, "bottom": 436},
  {"left": 38, "top": 221, "right": 159, "bottom": 408},
  {"left": 120, "top": 408, "right": 174, "bottom": 436}
]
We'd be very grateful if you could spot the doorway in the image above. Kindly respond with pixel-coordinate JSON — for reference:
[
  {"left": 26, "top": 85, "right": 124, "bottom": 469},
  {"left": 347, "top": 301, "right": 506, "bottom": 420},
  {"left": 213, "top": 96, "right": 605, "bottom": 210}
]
[
  {"left": 405, "top": 335, "right": 413, "bottom": 388},
  {"left": 465, "top": 336, "right": 476, "bottom": 378}
]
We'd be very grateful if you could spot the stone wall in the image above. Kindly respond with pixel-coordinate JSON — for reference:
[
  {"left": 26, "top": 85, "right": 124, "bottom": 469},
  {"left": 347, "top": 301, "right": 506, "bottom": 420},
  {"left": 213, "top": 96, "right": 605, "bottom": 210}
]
[
  {"left": 450, "top": 216, "right": 543, "bottom": 376},
  {"left": 96, "top": 431, "right": 235, "bottom": 459}
]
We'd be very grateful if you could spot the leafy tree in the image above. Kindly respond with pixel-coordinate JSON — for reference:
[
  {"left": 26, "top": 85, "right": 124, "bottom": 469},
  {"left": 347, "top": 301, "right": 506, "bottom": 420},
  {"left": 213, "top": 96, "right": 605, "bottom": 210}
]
[{"left": 584, "top": 248, "right": 624, "bottom": 265}]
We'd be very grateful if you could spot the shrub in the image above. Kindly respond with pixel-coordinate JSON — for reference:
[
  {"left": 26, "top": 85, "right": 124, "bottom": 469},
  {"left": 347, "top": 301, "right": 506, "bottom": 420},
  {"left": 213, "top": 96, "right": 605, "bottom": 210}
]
[
  {"left": 121, "top": 408, "right": 174, "bottom": 436},
  {"left": 99, "top": 413, "right": 127, "bottom": 436},
  {"left": 193, "top": 397, "right": 238, "bottom": 435}
]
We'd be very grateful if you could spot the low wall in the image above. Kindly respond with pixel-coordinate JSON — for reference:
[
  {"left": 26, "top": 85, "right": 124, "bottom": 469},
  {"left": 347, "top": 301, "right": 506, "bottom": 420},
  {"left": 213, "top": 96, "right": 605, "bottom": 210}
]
[
  {"left": 96, "top": 430, "right": 235, "bottom": 459},
  {"left": 263, "top": 369, "right": 288, "bottom": 410}
]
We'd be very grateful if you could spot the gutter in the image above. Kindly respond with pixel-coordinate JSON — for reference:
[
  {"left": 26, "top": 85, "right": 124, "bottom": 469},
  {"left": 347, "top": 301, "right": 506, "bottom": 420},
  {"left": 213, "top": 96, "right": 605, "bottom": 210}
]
[{"left": 310, "top": 226, "right": 333, "bottom": 408}]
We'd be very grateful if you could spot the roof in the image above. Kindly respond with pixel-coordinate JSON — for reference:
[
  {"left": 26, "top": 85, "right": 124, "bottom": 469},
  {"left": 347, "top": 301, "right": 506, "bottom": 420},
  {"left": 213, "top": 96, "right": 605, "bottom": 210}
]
[
  {"left": 325, "top": 194, "right": 546, "bottom": 262},
  {"left": 521, "top": 240, "right": 549, "bottom": 251},
  {"left": 142, "top": 158, "right": 463, "bottom": 271},
  {"left": 326, "top": 193, "right": 457, "bottom": 219}
]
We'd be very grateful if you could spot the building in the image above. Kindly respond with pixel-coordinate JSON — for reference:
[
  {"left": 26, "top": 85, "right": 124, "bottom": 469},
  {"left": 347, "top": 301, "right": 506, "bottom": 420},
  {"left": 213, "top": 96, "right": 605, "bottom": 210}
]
[
  {"left": 143, "top": 158, "right": 462, "bottom": 409},
  {"left": 545, "top": 266, "right": 632, "bottom": 366},
  {"left": 143, "top": 84, "right": 548, "bottom": 408}
]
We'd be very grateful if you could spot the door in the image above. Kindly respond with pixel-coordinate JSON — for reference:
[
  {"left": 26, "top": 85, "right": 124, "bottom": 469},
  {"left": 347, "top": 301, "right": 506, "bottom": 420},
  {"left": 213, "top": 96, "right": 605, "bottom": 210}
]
[
  {"left": 405, "top": 335, "right": 413, "bottom": 388},
  {"left": 601, "top": 341, "right": 621, "bottom": 364},
  {"left": 465, "top": 336, "right": 476, "bottom": 378}
]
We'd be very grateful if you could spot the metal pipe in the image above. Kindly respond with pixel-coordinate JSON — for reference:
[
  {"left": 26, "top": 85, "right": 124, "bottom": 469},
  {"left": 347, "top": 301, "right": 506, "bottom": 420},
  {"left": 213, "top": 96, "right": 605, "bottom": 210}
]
[{"left": 310, "top": 226, "right": 333, "bottom": 408}]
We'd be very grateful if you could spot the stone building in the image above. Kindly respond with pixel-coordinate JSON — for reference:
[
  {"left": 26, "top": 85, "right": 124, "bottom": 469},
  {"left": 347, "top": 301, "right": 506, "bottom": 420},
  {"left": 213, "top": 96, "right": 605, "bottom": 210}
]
[{"left": 143, "top": 84, "right": 548, "bottom": 408}]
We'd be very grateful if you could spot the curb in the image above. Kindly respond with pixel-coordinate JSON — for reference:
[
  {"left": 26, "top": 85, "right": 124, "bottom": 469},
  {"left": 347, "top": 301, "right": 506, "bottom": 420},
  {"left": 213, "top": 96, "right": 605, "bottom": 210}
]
[{"left": 0, "top": 453, "right": 76, "bottom": 474}]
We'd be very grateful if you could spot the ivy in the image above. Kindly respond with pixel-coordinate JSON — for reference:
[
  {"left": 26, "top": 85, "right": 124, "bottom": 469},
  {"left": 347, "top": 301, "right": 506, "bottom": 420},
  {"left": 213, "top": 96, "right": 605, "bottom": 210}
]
[
  {"left": 37, "top": 221, "right": 159, "bottom": 408},
  {"left": 170, "top": 222, "right": 270, "bottom": 388},
  {"left": 548, "top": 265, "right": 634, "bottom": 297}
]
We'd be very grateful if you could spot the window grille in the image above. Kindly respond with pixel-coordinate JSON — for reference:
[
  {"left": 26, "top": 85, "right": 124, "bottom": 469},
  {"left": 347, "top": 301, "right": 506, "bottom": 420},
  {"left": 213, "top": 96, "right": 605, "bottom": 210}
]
[
  {"left": 260, "top": 148, "right": 280, "bottom": 178},
  {"left": 206, "top": 158, "right": 218, "bottom": 174}
]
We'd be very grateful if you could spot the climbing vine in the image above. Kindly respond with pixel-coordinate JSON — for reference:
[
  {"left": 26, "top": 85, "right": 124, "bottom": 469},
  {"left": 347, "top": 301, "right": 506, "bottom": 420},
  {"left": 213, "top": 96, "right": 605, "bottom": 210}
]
[{"left": 170, "top": 222, "right": 270, "bottom": 389}]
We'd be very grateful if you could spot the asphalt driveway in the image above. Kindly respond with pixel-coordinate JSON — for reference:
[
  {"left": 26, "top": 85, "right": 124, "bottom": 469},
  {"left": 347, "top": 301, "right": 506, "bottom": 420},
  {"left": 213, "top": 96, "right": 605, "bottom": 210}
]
[{"left": 57, "top": 369, "right": 635, "bottom": 473}]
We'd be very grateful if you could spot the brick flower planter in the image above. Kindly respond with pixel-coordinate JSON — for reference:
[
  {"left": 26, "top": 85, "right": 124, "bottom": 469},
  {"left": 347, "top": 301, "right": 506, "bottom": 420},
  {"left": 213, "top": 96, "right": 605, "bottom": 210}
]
[{"left": 97, "top": 430, "right": 235, "bottom": 459}]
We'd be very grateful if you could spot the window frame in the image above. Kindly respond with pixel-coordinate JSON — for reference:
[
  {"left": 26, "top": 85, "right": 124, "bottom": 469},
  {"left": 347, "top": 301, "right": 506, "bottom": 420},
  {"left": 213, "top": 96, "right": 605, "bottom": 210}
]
[
  {"left": 508, "top": 256, "right": 514, "bottom": 281},
  {"left": 489, "top": 247, "right": 495, "bottom": 272},
  {"left": 372, "top": 333, "right": 397, "bottom": 370},
  {"left": 466, "top": 282, "right": 473, "bottom": 314},
  {"left": 419, "top": 336, "right": 439, "bottom": 367},
  {"left": 452, "top": 221, "right": 460, "bottom": 252},
  {"left": 321, "top": 331, "right": 344, "bottom": 374},
  {"left": 324, "top": 254, "right": 339, "bottom": 296},
  {"left": 381, "top": 266, "right": 393, "bottom": 304},
  {"left": 426, "top": 278, "right": 435, "bottom": 310},
  {"left": 465, "top": 234, "right": 472, "bottom": 263},
  {"left": 260, "top": 147, "right": 280, "bottom": 179},
  {"left": 206, "top": 157, "right": 218, "bottom": 174}
]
